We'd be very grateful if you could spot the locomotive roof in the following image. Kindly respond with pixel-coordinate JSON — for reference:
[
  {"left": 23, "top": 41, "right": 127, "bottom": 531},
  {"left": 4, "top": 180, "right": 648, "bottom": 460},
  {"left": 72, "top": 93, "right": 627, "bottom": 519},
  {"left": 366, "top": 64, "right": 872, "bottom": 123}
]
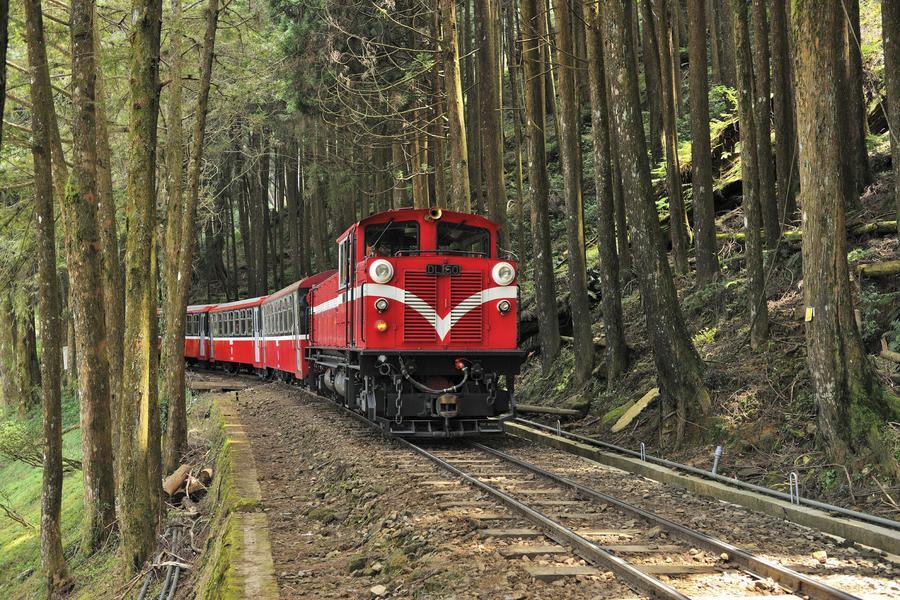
[
  {"left": 339, "top": 207, "right": 499, "bottom": 240},
  {"left": 263, "top": 270, "right": 337, "bottom": 304},
  {"left": 209, "top": 296, "right": 267, "bottom": 312}
]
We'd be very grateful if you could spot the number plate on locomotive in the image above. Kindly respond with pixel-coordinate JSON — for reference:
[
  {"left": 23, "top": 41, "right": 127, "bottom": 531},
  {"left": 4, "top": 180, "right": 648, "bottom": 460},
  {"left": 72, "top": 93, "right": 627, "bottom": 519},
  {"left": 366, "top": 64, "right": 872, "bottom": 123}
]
[{"left": 425, "top": 264, "right": 460, "bottom": 276}]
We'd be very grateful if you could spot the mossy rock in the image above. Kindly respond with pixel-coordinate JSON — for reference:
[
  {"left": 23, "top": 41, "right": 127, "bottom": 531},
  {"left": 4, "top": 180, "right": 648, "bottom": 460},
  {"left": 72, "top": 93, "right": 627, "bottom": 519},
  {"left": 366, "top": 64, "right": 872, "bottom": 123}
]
[
  {"left": 602, "top": 401, "right": 635, "bottom": 428},
  {"left": 381, "top": 550, "right": 408, "bottom": 575},
  {"left": 347, "top": 554, "right": 368, "bottom": 573},
  {"left": 308, "top": 507, "right": 337, "bottom": 523}
]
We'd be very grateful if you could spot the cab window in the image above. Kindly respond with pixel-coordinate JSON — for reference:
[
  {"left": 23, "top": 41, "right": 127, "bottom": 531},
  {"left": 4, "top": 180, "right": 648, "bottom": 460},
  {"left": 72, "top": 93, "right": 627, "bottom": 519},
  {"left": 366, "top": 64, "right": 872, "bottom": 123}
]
[
  {"left": 436, "top": 221, "right": 491, "bottom": 257},
  {"left": 364, "top": 221, "right": 419, "bottom": 257},
  {"left": 338, "top": 237, "right": 351, "bottom": 288}
]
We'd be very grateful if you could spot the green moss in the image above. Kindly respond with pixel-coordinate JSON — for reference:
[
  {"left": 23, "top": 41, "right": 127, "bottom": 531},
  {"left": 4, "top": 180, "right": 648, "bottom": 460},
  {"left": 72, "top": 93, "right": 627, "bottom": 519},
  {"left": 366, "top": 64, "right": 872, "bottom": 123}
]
[{"left": 601, "top": 401, "right": 634, "bottom": 428}]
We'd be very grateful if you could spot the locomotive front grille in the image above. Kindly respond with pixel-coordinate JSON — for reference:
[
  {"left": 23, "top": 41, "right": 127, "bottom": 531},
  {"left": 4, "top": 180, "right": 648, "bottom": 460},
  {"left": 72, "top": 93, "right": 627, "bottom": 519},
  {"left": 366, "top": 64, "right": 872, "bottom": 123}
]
[
  {"left": 404, "top": 272, "right": 438, "bottom": 342},
  {"left": 449, "top": 272, "right": 483, "bottom": 343}
]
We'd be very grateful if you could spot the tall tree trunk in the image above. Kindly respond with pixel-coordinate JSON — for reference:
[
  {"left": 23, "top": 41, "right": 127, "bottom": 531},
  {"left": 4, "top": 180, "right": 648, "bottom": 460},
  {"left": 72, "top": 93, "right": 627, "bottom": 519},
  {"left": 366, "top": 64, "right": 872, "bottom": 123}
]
[
  {"left": 688, "top": 0, "right": 719, "bottom": 285},
  {"left": 0, "top": 291, "right": 24, "bottom": 414},
  {"left": 93, "top": 10, "right": 124, "bottom": 445},
  {"left": 584, "top": 0, "right": 629, "bottom": 381},
  {"left": 653, "top": 0, "right": 691, "bottom": 274},
  {"left": 601, "top": 0, "right": 710, "bottom": 445},
  {"left": 68, "top": 0, "right": 117, "bottom": 551},
  {"left": 24, "top": 0, "right": 68, "bottom": 586},
  {"left": 718, "top": 0, "right": 737, "bottom": 86},
  {"left": 476, "top": 0, "right": 509, "bottom": 247},
  {"left": 286, "top": 138, "right": 301, "bottom": 280},
  {"left": 794, "top": 0, "right": 900, "bottom": 471},
  {"left": 505, "top": 0, "right": 528, "bottom": 265},
  {"left": 770, "top": 0, "right": 798, "bottom": 223},
  {"left": 0, "top": 0, "right": 7, "bottom": 150},
  {"left": 440, "top": 0, "right": 471, "bottom": 212},
  {"left": 750, "top": 0, "right": 779, "bottom": 248},
  {"left": 553, "top": 0, "right": 594, "bottom": 387},
  {"left": 709, "top": 0, "right": 721, "bottom": 83},
  {"left": 732, "top": 0, "right": 769, "bottom": 350},
  {"left": 843, "top": 0, "right": 870, "bottom": 191},
  {"left": 521, "top": 0, "right": 560, "bottom": 372},
  {"left": 886, "top": 0, "right": 900, "bottom": 236},
  {"left": 119, "top": 0, "right": 164, "bottom": 570},
  {"left": 640, "top": 0, "right": 664, "bottom": 164},
  {"left": 163, "top": 0, "right": 220, "bottom": 474},
  {"left": 392, "top": 139, "right": 405, "bottom": 208}
]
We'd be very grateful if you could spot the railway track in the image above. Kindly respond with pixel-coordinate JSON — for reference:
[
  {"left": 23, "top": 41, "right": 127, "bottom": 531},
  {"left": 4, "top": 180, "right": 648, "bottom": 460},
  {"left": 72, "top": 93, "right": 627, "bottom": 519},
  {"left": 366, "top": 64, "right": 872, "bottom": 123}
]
[
  {"left": 315, "top": 397, "right": 866, "bottom": 599},
  {"left": 400, "top": 439, "right": 866, "bottom": 600}
]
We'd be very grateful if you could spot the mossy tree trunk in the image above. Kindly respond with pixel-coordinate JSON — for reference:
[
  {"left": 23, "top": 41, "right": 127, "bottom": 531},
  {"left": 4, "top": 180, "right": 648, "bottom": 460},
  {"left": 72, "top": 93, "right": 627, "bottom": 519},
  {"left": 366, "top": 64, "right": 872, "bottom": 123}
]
[
  {"left": 553, "top": 0, "right": 594, "bottom": 387},
  {"left": 732, "top": 0, "right": 769, "bottom": 351},
  {"left": 843, "top": 0, "right": 870, "bottom": 191},
  {"left": 640, "top": 0, "right": 664, "bottom": 165},
  {"left": 119, "top": 0, "right": 164, "bottom": 571},
  {"left": 504, "top": 0, "right": 528, "bottom": 265},
  {"left": 163, "top": 0, "right": 221, "bottom": 475},
  {"left": 23, "top": 0, "right": 69, "bottom": 587},
  {"left": 584, "top": 0, "right": 629, "bottom": 382},
  {"left": 520, "top": 0, "right": 561, "bottom": 373},
  {"left": 601, "top": 0, "right": 711, "bottom": 445},
  {"left": 884, "top": 0, "right": 900, "bottom": 236},
  {"left": 793, "top": 0, "right": 900, "bottom": 472},
  {"left": 68, "top": 0, "right": 117, "bottom": 552},
  {"left": 688, "top": 0, "right": 719, "bottom": 286}
]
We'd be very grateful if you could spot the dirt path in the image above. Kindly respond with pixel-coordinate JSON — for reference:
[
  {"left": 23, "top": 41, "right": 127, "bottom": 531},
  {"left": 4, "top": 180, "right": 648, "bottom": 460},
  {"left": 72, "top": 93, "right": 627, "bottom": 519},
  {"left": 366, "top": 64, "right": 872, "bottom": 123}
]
[{"left": 234, "top": 383, "right": 643, "bottom": 599}]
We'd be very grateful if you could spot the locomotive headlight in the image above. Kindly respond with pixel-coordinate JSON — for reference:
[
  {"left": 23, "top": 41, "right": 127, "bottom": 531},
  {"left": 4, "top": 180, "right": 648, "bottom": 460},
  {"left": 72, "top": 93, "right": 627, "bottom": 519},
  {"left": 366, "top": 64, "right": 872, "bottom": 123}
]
[
  {"left": 497, "top": 300, "right": 511, "bottom": 314},
  {"left": 491, "top": 262, "right": 516, "bottom": 286},
  {"left": 375, "top": 320, "right": 388, "bottom": 332},
  {"left": 369, "top": 259, "right": 394, "bottom": 284},
  {"left": 374, "top": 297, "right": 389, "bottom": 313}
]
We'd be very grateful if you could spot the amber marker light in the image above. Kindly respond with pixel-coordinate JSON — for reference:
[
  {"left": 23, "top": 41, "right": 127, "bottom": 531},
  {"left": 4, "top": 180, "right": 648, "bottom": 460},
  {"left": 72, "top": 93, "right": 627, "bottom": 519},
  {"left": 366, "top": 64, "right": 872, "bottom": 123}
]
[{"left": 375, "top": 320, "right": 388, "bottom": 332}]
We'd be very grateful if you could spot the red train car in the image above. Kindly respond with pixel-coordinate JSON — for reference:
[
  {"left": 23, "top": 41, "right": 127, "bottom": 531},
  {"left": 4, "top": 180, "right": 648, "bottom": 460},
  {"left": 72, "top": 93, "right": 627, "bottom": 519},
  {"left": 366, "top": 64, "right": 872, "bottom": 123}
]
[
  {"left": 261, "top": 271, "right": 334, "bottom": 381},
  {"left": 306, "top": 207, "right": 523, "bottom": 436},
  {"left": 209, "top": 296, "right": 267, "bottom": 372},
  {"left": 184, "top": 304, "right": 216, "bottom": 363}
]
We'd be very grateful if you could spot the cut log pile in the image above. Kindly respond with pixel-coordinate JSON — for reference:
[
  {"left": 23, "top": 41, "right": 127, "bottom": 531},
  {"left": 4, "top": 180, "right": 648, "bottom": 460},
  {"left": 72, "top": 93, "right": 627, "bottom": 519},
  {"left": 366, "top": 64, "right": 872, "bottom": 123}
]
[{"left": 163, "top": 463, "right": 214, "bottom": 512}]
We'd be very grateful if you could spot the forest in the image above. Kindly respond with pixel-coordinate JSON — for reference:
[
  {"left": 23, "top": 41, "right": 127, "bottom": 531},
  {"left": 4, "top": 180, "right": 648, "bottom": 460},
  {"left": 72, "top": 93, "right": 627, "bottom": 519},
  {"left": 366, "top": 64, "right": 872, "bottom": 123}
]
[{"left": 0, "top": 0, "right": 899, "bottom": 596}]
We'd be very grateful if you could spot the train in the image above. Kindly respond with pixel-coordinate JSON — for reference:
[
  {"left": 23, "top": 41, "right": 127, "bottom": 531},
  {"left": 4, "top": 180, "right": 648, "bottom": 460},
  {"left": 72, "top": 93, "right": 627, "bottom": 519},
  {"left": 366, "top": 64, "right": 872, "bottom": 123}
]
[{"left": 182, "top": 207, "right": 524, "bottom": 437}]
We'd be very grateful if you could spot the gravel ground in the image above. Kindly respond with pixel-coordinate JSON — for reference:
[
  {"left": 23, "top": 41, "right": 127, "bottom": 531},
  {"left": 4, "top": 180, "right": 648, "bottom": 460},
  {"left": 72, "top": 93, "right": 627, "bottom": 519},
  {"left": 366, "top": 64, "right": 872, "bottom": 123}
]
[{"left": 234, "top": 383, "right": 645, "bottom": 599}]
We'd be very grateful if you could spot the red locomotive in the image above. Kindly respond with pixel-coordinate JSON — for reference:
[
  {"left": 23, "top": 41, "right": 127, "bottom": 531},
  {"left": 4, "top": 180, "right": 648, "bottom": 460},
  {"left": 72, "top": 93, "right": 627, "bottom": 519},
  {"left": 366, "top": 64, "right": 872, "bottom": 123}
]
[{"left": 181, "top": 207, "right": 523, "bottom": 437}]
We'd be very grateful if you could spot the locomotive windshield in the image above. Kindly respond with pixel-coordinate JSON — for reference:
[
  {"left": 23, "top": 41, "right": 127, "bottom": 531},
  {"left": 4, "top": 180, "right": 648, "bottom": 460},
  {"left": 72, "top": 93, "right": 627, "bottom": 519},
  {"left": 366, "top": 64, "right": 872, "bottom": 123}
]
[
  {"left": 436, "top": 221, "right": 491, "bottom": 257},
  {"left": 364, "top": 221, "right": 419, "bottom": 257}
]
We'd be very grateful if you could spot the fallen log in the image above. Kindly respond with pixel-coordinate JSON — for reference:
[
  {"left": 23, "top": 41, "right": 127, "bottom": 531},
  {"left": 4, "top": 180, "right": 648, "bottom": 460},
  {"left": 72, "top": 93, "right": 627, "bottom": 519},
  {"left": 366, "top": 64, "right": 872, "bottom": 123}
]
[
  {"left": 716, "top": 221, "right": 896, "bottom": 243},
  {"left": 163, "top": 464, "right": 192, "bottom": 496},
  {"left": 515, "top": 404, "right": 582, "bottom": 417},
  {"left": 611, "top": 388, "right": 660, "bottom": 433},
  {"left": 880, "top": 338, "right": 900, "bottom": 364},
  {"left": 857, "top": 260, "right": 900, "bottom": 279}
]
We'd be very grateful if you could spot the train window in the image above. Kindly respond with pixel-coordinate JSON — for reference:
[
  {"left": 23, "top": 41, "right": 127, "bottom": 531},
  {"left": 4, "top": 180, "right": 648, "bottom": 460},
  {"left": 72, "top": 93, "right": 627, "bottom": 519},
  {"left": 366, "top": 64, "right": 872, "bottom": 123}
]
[
  {"left": 338, "top": 239, "right": 348, "bottom": 288},
  {"left": 436, "top": 221, "right": 491, "bottom": 257},
  {"left": 364, "top": 221, "right": 419, "bottom": 257}
]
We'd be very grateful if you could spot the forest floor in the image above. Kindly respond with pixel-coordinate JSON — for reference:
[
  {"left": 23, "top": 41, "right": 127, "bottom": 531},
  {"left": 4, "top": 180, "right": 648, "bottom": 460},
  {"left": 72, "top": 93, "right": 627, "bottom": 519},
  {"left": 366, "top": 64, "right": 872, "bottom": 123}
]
[
  {"left": 516, "top": 167, "right": 900, "bottom": 519},
  {"left": 0, "top": 393, "right": 119, "bottom": 599}
]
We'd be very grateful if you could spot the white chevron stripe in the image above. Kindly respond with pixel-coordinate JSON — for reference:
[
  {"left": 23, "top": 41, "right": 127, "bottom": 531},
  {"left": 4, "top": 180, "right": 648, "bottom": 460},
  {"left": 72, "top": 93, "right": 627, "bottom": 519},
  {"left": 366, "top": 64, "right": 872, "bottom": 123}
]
[{"left": 312, "top": 283, "right": 517, "bottom": 341}]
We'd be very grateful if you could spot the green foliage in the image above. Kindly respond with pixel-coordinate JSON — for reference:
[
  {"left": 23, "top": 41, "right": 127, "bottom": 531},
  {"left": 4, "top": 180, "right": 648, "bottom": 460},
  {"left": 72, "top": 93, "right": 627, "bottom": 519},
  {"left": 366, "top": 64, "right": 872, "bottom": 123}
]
[{"left": 692, "top": 327, "right": 718, "bottom": 349}]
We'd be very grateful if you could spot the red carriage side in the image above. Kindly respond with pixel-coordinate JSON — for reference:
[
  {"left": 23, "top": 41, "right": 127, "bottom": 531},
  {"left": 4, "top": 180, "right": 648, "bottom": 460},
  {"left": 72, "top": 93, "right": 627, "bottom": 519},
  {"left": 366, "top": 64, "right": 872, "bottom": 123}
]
[
  {"left": 184, "top": 304, "right": 216, "bottom": 363},
  {"left": 261, "top": 271, "right": 335, "bottom": 380},
  {"left": 208, "top": 296, "right": 267, "bottom": 372}
]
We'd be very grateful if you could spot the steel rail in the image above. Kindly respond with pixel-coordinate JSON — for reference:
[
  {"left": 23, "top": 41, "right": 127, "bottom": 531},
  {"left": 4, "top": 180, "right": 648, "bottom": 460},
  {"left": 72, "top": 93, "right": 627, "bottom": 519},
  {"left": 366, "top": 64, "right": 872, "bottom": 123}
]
[
  {"left": 473, "top": 442, "right": 862, "bottom": 600},
  {"left": 397, "top": 438, "right": 690, "bottom": 600},
  {"left": 513, "top": 418, "right": 900, "bottom": 532}
]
